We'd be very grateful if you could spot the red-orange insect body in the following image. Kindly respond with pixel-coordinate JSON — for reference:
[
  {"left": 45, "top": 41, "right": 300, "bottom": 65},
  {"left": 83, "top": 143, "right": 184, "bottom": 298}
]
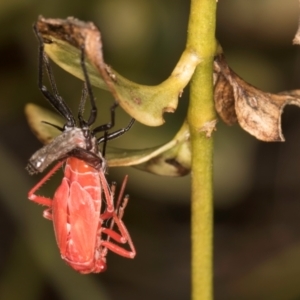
[
  {"left": 52, "top": 157, "right": 105, "bottom": 273},
  {"left": 29, "top": 157, "right": 135, "bottom": 274}
]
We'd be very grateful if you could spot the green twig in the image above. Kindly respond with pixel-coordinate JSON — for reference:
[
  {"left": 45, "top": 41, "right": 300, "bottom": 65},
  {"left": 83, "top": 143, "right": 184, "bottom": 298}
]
[{"left": 186, "top": 0, "right": 217, "bottom": 299}]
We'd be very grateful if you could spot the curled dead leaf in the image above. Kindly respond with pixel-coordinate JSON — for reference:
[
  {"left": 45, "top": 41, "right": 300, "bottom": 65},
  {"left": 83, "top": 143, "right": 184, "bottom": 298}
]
[
  {"left": 35, "top": 16, "right": 200, "bottom": 127},
  {"left": 293, "top": 2, "right": 300, "bottom": 45},
  {"left": 214, "top": 54, "right": 300, "bottom": 142}
]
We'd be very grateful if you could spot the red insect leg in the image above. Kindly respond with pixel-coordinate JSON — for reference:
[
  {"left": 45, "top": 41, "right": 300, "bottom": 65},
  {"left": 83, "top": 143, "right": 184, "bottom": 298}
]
[
  {"left": 99, "top": 176, "right": 136, "bottom": 259},
  {"left": 99, "top": 170, "right": 114, "bottom": 213},
  {"left": 28, "top": 161, "right": 65, "bottom": 219},
  {"left": 101, "top": 198, "right": 136, "bottom": 259}
]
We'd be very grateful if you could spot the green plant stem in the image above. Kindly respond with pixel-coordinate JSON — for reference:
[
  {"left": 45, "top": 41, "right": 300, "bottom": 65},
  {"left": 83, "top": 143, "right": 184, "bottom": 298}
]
[{"left": 186, "top": 0, "right": 217, "bottom": 299}]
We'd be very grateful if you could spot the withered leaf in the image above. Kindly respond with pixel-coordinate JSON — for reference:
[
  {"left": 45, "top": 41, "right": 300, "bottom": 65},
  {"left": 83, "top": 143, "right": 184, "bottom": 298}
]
[
  {"left": 35, "top": 16, "right": 200, "bottom": 126},
  {"left": 213, "top": 67, "right": 237, "bottom": 125},
  {"left": 214, "top": 54, "right": 300, "bottom": 142},
  {"left": 293, "top": 3, "right": 300, "bottom": 45}
]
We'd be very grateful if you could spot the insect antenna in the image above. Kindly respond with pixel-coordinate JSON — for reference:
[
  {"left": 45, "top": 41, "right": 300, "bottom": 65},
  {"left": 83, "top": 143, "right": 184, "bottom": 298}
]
[{"left": 41, "top": 121, "right": 64, "bottom": 132}]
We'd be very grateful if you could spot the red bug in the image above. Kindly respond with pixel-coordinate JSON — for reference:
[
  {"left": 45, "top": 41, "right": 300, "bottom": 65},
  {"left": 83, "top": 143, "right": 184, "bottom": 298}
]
[
  {"left": 28, "top": 158, "right": 135, "bottom": 273},
  {"left": 27, "top": 24, "right": 136, "bottom": 273}
]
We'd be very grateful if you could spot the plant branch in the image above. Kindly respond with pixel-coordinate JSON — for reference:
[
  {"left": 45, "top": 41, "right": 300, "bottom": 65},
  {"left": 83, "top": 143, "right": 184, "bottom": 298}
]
[{"left": 186, "top": 0, "right": 217, "bottom": 299}]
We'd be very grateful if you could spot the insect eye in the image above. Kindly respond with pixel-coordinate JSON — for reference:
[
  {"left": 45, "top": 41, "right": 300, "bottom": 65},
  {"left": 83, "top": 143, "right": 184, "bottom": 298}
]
[{"left": 36, "top": 158, "right": 45, "bottom": 168}]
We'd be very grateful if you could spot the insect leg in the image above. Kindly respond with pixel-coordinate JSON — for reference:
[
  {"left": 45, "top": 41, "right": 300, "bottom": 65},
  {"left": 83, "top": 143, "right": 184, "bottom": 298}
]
[
  {"left": 97, "top": 117, "right": 135, "bottom": 157},
  {"left": 28, "top": 161, "right": 65, "bottom": 219},
  {"left": 33, "top": 24, "right": 75, "bottom": 128},
  {"left": 100, "top": 175, "right": 128, "bottom": 220},
  {"left": 93, "top": 102, "right": 118, "bottom": 135},
  {"left": 100, "top": 207, "right": 136, "bottom": 259},
  {"left": 100, "top": 118, "right": 135, "bottom": 143},
  {"left": 100, "top": 175, "right": 136, "bottom": 258},
  {"left": 93, "top": 102, "right": 118, "bottom": 155},
  {"left": 99, "top": 171, "right": 114, "bottom": 213},
  {"left": 77, "top": 84, "right": 88, "bottom": 126},
  {"left": 79, "top": 46, "right": 97, "bottom": 127},
  {"left": 101, "top": 131, "right": 109, "bottom": 157},
  {"left": 92, "top": 96, "right": 135, "bottom": 155},
  {"left": 101, "top": 117, "right": 135, "bottom": 156}
]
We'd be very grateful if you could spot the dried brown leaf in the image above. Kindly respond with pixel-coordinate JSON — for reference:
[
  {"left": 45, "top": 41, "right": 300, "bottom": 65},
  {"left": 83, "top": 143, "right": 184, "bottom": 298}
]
[
  {"left": 293, "top": 0, "right": 300, "bottom": 45},
  {"left": 214, "top": 54, "right": 300, "bottom": 142},
  {"left": 35, "top": 16, "right": 200, "bottom": 126},
  {"left": 213, "top": 64, "right": 237, "bottom": 125}
]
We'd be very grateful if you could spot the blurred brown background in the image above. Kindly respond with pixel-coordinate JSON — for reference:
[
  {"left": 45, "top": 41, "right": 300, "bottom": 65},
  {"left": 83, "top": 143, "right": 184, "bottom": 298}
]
[{"left": 0, "top": 0, "right": 300, "bottom": 299}]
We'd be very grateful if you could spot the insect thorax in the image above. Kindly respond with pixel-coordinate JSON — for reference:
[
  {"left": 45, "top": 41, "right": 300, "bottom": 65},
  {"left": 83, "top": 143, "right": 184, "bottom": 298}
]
[{"left": 27, "top": 127, "right": 103, "bottom": 174}]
